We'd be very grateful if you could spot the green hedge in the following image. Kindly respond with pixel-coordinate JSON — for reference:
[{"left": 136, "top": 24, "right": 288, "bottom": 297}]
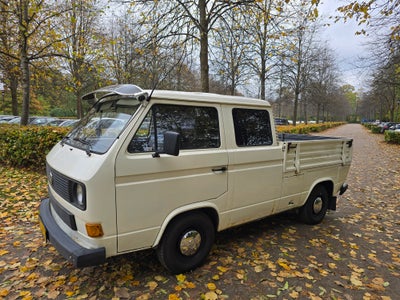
[
  {"left": 384, "top": 130, "right": 400, "bottom": 144},
  {"left": 370, "top": 125, "right": 382, "bottom": 134},
  {"left": 0, "top": 125, "right": 69, "bottom": 170},
  {"left": 0, "top": 122, "right": 375, "bottom": 170}
]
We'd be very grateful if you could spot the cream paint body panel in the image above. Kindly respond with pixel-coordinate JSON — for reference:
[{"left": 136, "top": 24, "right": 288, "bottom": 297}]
[
  {"left": 224, "top": 146, "right": 283, "bottom": 227},
  {"left": 277, "top": 139, "right": 353, "bottom": 212},
  {"left": 115, "top": 150, "right": 228, "bottom": 252},
  {"left": 46, "top": 142, "right": 119, "bottom": 255}
]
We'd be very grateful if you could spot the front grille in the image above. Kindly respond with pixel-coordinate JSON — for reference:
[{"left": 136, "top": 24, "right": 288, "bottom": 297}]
[{"left": 47, "top": 164, "right": 72, "bottom": 202}]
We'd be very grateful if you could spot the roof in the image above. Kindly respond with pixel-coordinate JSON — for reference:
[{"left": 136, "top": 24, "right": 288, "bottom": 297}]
[
  {"left": 82, "top": 84, "right": 270, "bottom": 108},
  {"left": 147, "top": 90, "right": 271, "bottom": 107}
]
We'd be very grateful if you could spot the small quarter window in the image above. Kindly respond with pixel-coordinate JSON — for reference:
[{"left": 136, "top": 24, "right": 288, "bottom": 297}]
[{"left": 232, "top": 108, "right": 273, "bottom": 146}]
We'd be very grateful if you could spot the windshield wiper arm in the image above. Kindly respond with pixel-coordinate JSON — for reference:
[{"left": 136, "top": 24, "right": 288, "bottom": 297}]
[
  {"left": 61, "top": 135, "right": 70, "bottom": 146},
  {"left": 73, "top": 137, "right": 93, "bottom": 156}
]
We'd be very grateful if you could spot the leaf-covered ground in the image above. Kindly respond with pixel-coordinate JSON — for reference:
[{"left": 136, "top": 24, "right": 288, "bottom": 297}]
[{"left": 0, "top": 124, "right": 399, "bottom": 300}]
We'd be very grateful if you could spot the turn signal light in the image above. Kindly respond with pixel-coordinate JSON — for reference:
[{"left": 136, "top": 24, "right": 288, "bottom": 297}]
[{"left": 86, "top": 223, "right": 104, "bottom": 237}]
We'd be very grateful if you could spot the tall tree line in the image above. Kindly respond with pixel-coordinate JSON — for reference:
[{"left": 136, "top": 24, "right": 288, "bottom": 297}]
[{"left": 1, "top": 0, "right": 356, "bottom": 124}]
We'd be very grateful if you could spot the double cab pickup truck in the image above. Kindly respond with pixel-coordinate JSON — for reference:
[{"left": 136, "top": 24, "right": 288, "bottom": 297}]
[{"left": 39, "top": 84, "right": 352, "bottom": 274}]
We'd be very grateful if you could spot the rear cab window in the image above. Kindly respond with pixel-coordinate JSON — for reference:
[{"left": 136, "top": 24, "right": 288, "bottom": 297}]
[{"left": 232, "top": 108, "right": 273, "bottom": 147}]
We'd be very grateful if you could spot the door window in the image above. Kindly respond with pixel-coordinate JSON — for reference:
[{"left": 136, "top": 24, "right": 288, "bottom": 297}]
[{"left": 128, "top": 104, "right": 220, "bottom": 153}]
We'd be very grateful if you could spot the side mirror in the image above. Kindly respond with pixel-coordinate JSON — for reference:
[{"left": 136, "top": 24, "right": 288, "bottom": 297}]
[
  {"left": 153, "top": 131, "right": 180, "bottom": 157},
  {"left": 163, "top": 131, "right": 180, "bottom": 156}
]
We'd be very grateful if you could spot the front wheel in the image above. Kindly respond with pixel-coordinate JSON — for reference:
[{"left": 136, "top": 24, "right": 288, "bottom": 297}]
[
  {"left": 299, "top": 185, "right": 329, "bottom": 225},
  {"left": 156, "top": 211, "right": 215, "bottom": 274}
]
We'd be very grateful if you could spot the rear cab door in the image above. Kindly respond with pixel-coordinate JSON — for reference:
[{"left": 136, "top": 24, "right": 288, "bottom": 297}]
[{"left": 222, "top": 105, "right": 284, "bottom": 228}]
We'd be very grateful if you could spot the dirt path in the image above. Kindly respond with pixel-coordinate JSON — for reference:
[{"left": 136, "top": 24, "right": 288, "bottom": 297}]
[{"left": 0, "top": 124, "right": 399, "bottom": 300}]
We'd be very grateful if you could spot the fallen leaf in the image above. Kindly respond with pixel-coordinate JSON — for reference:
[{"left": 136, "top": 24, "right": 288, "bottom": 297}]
[
  {"left": 176, "top": 274, "right": 186, "bottom": 283},
  {"left": 146, "top": 281, "right": 158, "bottom": 291},
  {"left": 204, "top": 291, "right": 218, "bottom": 300},
  {"left": 207, "top": 282, "right": 217, "bottom": 291}
]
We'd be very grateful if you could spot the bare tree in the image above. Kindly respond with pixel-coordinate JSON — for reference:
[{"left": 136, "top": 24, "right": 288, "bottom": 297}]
[
  {"left": 210, "top": 6, "right": 250, "bottom": 95},
  {"left": 370, "top": 62, "right": 400, "bottom": 121},
  {"left": 280, "top": 13, "right": 319, "bottom": 125},
  {"left": 305, "top": 44, "right": 339, "bottom": 123},
  {"left": 241, "top": 0, "right": 290, "bottom": 100},
  {"left": 130, "top": 0, "right": 255, "bottom": 92}
]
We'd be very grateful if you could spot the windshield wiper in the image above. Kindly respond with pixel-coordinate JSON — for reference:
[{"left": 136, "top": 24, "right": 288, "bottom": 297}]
[
  {"left": 61, "top": 135, "right": 70, "bottom": 146},
  {"left": 73, "top": 137, "right": 93, "bottom": 156}
]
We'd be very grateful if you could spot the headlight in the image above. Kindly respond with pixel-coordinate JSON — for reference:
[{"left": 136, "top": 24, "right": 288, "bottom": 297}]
[
  {"left": 72, "top": 182, "right": 86, "bottom": 210},
  {"left": 76, "top": 184, "right": 84, "bottom": 205}
]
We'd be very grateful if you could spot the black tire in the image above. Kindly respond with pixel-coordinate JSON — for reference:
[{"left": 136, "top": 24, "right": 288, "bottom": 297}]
[
  {"left": 156, "top": 211, "right": 215, "bottom": 274},
  {"left": 299, "top": 185, "right": 329, "bottom": 225}
]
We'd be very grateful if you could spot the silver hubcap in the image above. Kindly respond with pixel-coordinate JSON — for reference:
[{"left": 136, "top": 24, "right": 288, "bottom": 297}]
[
  {"left": 313, "top": 196, "right": 323, "bottom": 214},
  {"left": 180, "top": 230, "right": 201, "bottom": 256}
]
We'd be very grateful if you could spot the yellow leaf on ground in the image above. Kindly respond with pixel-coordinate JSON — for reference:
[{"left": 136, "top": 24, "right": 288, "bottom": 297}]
[
  {"left": 217, "top": 266, "right": 229, "bottom": 273},
  {"left": 278, "top": 261, "right": 291, "bottom": 271},
  {"left": 0, "top": 289, "right": 10, "bottom": 297},
  {"left": 176, "top": 274, "right": 186, "bottom": 283},
  {"left": 289, "top": 290, "right": 299, "bottom": 298},
  {"left": 328, "top": 263, "right": 337, "bottom": 269},
  {"left": 254, "top": 265, "right": 263, "bottom": 273},
  {"left": 147, "top": 281, "right": 158, "bottom": 291},
  {"left": 207, "top": 282, "right": 217, "bottom": 290},
  {"left": 204, "top": 291, "right": 218, "bottom": 300},
  {"left": 350, "top": 275, "right": 363, "bottom": 287},
  {"left": 168, "top": 293, "right": 180, "bottom": 300}
]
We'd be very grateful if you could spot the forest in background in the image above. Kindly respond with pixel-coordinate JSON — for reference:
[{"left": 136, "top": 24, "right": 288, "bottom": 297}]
[{"left": 0, "top": 0, "right": 399, "bottom": 125}]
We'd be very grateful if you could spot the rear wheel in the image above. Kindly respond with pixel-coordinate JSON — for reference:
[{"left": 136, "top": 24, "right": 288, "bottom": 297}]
[
  {"left": 299, "top": 185, "right": 329, "bottom": 225},
  {"left": 156, "top": 211, "right": 215, "bottom": 274}
]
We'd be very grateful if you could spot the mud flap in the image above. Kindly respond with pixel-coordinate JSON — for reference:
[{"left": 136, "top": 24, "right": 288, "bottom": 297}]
[{"left": 328, "top": 196, "right": 337, "bottom": 211}]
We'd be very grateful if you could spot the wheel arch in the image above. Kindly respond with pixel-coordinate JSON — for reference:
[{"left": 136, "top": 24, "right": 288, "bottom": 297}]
[
  {"left": 152, "top": 204, "right": 219, "bottom": 248},
  {"left": 304, "top": 179, "right": 334, "bottom": 204}
]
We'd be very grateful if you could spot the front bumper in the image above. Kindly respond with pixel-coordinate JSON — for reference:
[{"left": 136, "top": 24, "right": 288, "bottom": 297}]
[{"left": 39, "top": 198, "right": 106, "bottom": 267}]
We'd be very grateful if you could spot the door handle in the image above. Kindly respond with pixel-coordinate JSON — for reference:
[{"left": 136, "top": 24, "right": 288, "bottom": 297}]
[{"left": 212, "top": 166, "right": 227, "bottom": 173}]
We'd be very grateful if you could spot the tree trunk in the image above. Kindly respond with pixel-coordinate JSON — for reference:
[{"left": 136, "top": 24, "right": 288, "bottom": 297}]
[
  {"left": 10, "top": 74, "right": 19, "bottom": 116},
  {"left": 20, "top": 24, "right": 30, "bottom": 126},
  {"left": 293, "top": 86, "right": 300, "bottom": 126},
  {"left": 20, "top": 53, "right": 30, "bottom": 125},
  {"left": 260, "top": 56, "right": 266, "bottom": 100},
  {"left": 19, "top": 0, "right": 30, "bottom": 125},
  {"left": 199, "top": 0, "right": 209, "bottom": 92}
]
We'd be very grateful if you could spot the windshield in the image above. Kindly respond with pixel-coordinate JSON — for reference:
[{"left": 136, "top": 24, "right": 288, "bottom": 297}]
[{"left": 64, "top": 96, "right": 142, "bottom": 154}]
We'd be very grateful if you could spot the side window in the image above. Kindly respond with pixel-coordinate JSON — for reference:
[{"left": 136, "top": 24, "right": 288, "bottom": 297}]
[
  {"left": 128, "top": 104, "right": 220, "bottom": 153},
  {"left": 232, "top": 108, "right": 273, "bottom": 146}
]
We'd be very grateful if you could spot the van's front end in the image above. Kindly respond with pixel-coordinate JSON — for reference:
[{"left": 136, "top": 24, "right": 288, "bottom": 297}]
[{"left": 39, "top": 85, "right": 147, "bottom": 267}]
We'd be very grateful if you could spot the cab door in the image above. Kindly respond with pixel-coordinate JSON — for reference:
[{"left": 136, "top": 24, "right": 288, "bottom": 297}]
[{"left": 115, "top": 102, "right": 228, "bottom": 253}]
